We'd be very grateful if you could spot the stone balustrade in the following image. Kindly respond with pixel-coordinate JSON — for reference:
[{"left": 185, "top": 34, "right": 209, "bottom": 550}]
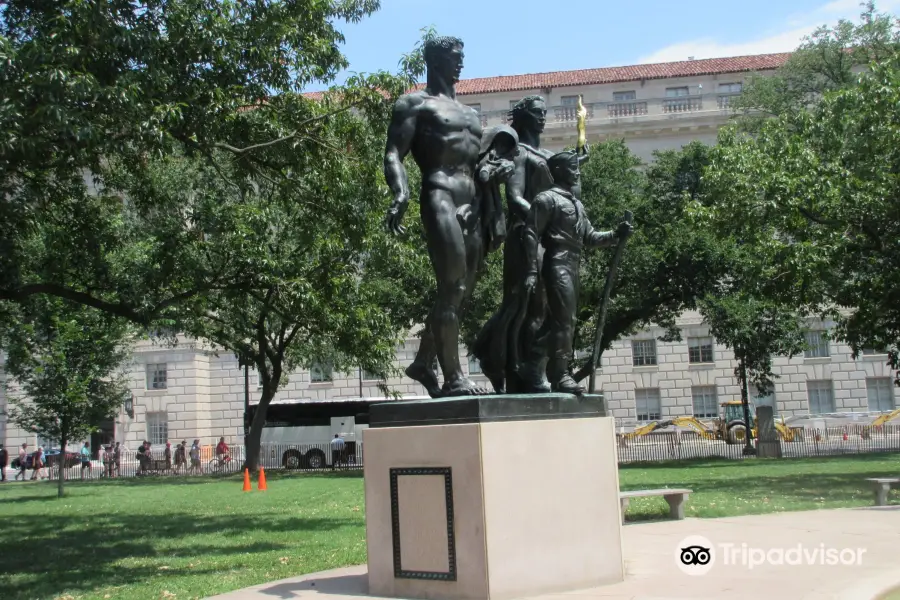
[{"left": 474, "top": 92, "right": 743, "bottom": 130}]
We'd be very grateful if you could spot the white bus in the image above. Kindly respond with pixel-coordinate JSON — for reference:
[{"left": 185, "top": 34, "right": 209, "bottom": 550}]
[{"left": 251, "top": 396, "right": 425, "bottom": 469}]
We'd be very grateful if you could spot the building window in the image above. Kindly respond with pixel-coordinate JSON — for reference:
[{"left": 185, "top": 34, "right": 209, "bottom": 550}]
[
  {"left": 631, "top": 340, "right": 657, "bottom": 366},
  {"left": 509, "top": 99, "right": 520, "bottom": 109},
  {"left": 362, "top": 368, "right": 380, "bottom": 381},
  {"left": 466, "top": 103, "right": 481, "bottom": 113},
  {"left": 635, "top": 388, "right": 662, "bottom": 421},
  {"left": 613, "top": 90, "right": 636, "bottom": 101},
  {"left": 146, "top": 412, "right": 168, "bottom": 445},
  {"left": 806, "top": 380, "right": 835, "bottom": 414},
  {"left": 867, "top": 378, "right": 895, "bottom": 412},
  {"left": 718, "top": 82, "right": 743, "bottom": 94},
  {"left": 561, "top": 95, "right": 580, "bottom": 106},
  {"left": 468, "top": 356, "right": 482, "bottom": 375},
  {"left": 310, "top": 360, "right": 333, "bottom": 383},
  {"left": 666, "top": 86, "right": 690, "bottom": 97},
  {"left": 692, "top": 386, "right": 718, "bottom": 419},
  {"left": 753, "top": 387, "right": 777, "bottom": 416},
  {"left": 688, "top": 337, "right": 714, "bottom": 363},
  {"left": 804, "top": 330, "right": 830, "bottom": 358},
  {"left": 146, "top": 363, "right": 167, "bottom": 390}
]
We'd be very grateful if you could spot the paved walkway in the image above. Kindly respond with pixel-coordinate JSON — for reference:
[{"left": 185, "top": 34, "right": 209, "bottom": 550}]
[{"left": 208, "top": 506, "right": 900, "bottom": 600}]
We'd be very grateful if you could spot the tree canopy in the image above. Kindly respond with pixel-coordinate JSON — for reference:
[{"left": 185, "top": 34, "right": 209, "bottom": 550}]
[
  {"left": 704, "top": 46, "right": 900, "bottom": 378},
  {"left": 731, "top": 1, "right": 900, "bottom": 132},
  {"left": 569, "top": 140, "right": 737, "bottom": 378},
  {"left": 0, "top": 0, "right": 407, "bottom": 323}
]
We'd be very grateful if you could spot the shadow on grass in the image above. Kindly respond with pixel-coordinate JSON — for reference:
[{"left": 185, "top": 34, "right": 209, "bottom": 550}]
[
  {"left": 0, "top": 493, "right": 74, "bottom": 505},
  {"left": 0, "top": 511, "right": 359, "bottom": 600},
  {"left": 618, "top": 454, "right": 900, "bottom": 522},
  {"left": 619, "top": 452, "right": 899, "bottom": 471},
  {"left": 17, "top": 468, "right": 366, "bottom": 490}
]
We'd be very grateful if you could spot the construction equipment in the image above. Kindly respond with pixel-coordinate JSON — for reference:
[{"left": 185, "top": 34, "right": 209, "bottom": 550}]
[
  {"left": 620, "top": 416, "right": 717, "bottom": 441},
  {"left": 714, "top": 401, "right": 804, "bottom": 444},
  {"left": 619, "top": 401, "right": 804, "bottom": 444},
  {"left": 869, "top": 408, "right": 900, "bottom": 428},
  {"left": 859, "top": 408, "right": 900, "bottom": 439}
]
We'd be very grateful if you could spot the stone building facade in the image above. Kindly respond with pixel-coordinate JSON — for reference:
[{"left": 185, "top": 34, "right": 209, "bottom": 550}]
[{"left": 1, "top": 52, "right": 897, "bottom": 450}]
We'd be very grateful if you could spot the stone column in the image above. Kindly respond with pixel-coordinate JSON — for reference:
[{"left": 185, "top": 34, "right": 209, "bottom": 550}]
[{"left": 756, "top": 405, "right": 782, "bottom": 458}]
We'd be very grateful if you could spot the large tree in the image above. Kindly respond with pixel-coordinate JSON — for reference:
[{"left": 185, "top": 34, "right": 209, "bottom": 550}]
[
  {"left": 731, "top": 1, "right": 900, "bottom": 132},
  {"left": 700, "top": 290, "right": 805, "bottom": 452},
  {"left": 0, "top": 0, "right": 405, "bottom": 323},
  {"left": 704, "top": 49, "right": 900, "bottom": 380},
  {"left": 132, "top": 87, "right": 406, "bottom": 470},
  {"left": 2, "top": 299, "right": 132, "bottom": 497}
]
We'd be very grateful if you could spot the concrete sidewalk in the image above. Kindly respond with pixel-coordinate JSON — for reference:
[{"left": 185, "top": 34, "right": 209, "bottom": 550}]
[{"left": 208, "top": 506, "right": 900, "bottom": 600}]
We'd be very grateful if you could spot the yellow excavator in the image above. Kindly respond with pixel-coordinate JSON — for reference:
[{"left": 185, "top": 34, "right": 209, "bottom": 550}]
[
  {"left": 718, "top": 400, "right": 805, "bottom": 443},
  {"left": 620, "top": 401, "right": 804, "bottom": 445},
  {"left": 622, "top": 416, "right": 717, "bottom": 441},
  {"left": 859, "top": 408, "right": 900, "bottom": 439}
]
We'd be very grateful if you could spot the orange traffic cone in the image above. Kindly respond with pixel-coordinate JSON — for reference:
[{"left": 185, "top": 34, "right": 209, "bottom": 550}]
[
  {"left": 242, "top": 468, "right": 251, "bottom": 492},
  {"left": 258, "top": 467, "right": 268, "bottom": 491}
]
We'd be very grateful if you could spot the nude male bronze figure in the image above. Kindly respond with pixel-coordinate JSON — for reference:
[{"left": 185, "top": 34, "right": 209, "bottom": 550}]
[{"left": 383, "top": 36, "right": 491, "bottom": 397}]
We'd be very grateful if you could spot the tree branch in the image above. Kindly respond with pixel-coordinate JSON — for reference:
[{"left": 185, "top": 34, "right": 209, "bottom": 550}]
[
  {"left": 0, "top": 284, "right": 146, "bottom": 323},
  {"left": 797, "top": 206, "right": 843, "bottom": 227},
  {"left": 214, "top": 102, "right": 360, "bottom": 156}
]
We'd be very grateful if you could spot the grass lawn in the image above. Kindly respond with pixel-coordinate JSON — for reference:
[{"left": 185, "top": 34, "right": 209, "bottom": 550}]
[{"left": 1, "top": 454, "right": 898, "bottom": 600}]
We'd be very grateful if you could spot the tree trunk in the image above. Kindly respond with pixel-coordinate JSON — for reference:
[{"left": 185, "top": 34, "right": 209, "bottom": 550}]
[
  {"left": 57, "top": 431, "right": 67, "bottom": 498},
  {"left": 574, "top": 348, "right": 605, "bottom": 383},
  {"left": 244, "top": 387, "right": 276, "bottom": 472},
  {"left": 739, "top": 361, "right": 756, "bottom": 456}
]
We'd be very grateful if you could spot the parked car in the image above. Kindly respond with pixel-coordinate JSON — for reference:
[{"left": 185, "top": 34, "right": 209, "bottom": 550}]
[{"left": 45, "top": 450, "right": 81, "bottom": 468}]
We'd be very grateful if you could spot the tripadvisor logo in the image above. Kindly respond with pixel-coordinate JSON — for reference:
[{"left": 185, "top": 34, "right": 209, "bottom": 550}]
[
  {"left": 675, "top": 536, "right": 866, "bottom": 575},
  {"left": 675, "top": 535, "right": 715, "bottom": 576}
]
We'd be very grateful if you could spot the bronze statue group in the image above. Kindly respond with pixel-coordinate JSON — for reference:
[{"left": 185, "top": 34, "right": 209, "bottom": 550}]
[{"left": 384, "top": 36, "right": 633, "bottom": 399}]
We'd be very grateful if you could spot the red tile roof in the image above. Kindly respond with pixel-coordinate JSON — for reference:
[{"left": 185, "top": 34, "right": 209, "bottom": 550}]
[
  {"left": 454, "top": 53, "right": 791, "bottom": 96},
  {"left": 302, "top": 52, "right": 791, "bottom": 99}
]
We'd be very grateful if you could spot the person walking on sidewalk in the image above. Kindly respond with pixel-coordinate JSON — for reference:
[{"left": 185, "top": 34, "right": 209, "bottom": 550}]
[
  {"left": 0, "top": 444, "right": 8, "bottom": 482},
  {"left": 80, "top": 442, "right": 92, "bottom": 480},
  {"left": 15, "top": 443, "right": 27, "bottom": 481},
  {"left": 113, "top": 442, "right": 121, "bottom": 477},
  {"left": 31, "top": 447, "right": 46, "bottom": 480},
  {"left": 330, "top": 434, "right": 345, "bottom": 471}
]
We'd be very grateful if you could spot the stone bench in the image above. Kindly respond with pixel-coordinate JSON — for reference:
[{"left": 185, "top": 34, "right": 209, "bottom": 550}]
[
  {"left": 619, "top": 488, "right": 692, "bottom": 523},
  {"left": 866, "top": 478, "right": 899, "bottom": 506}
]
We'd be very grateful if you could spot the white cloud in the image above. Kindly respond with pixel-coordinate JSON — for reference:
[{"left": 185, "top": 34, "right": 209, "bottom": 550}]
[{"left": 637, "top": 0, "right": 900, "bottom": 64}]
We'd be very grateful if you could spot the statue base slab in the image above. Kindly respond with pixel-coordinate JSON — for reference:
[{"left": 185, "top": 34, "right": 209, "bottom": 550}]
[
  {"left": 368, "top": 392, "right": 606, "bottom": 428},
  {"left": 364, "top": 394, "right": 624, "bottom": 600}
]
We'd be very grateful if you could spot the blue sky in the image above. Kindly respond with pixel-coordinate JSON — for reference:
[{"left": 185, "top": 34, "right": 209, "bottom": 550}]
[{"left": 307, "top": 0, "right": 897, "bottom": 91}]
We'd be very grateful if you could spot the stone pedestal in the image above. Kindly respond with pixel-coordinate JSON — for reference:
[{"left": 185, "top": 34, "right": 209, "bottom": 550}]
[
  {"left": 364, "top": 394, "right": 624, "bottom": 600},
  {"left": 756, "top": 405, "right": 782, "bottom": 458}
]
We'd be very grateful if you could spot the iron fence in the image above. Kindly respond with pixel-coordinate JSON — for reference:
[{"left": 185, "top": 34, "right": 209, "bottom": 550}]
[
  {"left": 616, "top": 424, "right": 900, "bottom": 463},
  {"left": 5, "top": 425, "right": 898, "bottom": 481},
  {"left": 4, "top": 442, "right": 363, "bottom": 481}
]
